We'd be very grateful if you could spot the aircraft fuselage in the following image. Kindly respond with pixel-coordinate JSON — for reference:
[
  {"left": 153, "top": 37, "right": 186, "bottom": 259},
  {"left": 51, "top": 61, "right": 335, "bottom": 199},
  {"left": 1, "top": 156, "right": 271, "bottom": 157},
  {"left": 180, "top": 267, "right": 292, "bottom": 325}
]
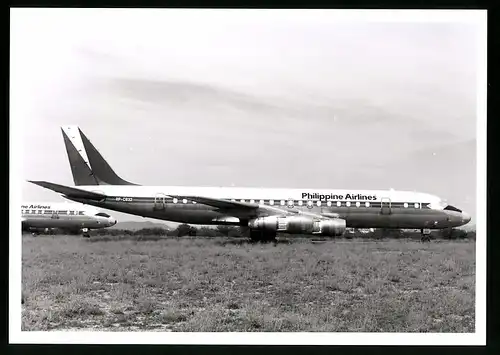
[
  {"left": 21, "top": 203, "right": 116, "bottom": 231},
  {"left": 65, "top": 185, "right": 470, "bottom": 230}
]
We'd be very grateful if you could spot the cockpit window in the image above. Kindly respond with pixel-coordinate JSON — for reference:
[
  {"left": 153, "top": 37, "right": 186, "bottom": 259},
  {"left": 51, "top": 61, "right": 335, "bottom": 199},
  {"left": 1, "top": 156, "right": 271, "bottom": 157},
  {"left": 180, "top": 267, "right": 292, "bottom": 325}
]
[
  {"left": 95, "top": 212, "right": 111, "bottom": 218},
  {"left": 444, "top": 205, "right": 462, "bottom": 213}
]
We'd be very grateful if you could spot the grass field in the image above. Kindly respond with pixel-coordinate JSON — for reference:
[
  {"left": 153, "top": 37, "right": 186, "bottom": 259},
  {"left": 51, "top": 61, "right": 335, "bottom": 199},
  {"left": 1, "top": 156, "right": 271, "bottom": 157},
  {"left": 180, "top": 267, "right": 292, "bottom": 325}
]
[{"left": 21, "top": 235, "right": 475, "bottom": 332}]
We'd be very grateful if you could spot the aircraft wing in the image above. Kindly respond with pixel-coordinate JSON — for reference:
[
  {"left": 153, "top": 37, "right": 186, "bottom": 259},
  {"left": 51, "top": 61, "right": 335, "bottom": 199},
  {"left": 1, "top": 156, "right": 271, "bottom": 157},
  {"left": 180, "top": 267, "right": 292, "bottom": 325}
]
[
  {"left": 28, "top": 181, "right": 107, "bottom": 200},
  {"left": 174, "top": 195, "right": 259, "bottom": 210},
  {"left": 172, "top": 195, "right": 296, "bottom": 216},
  {"left": 172, "top": 195, "right": 339, "bottom": 219}
]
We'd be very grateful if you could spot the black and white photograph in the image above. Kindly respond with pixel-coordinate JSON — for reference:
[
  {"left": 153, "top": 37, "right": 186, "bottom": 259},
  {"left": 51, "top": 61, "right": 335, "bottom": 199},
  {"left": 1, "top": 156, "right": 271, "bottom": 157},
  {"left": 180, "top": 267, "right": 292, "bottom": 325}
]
[{"left": 10, "top": 8, "right": 486, "bottom": 345}]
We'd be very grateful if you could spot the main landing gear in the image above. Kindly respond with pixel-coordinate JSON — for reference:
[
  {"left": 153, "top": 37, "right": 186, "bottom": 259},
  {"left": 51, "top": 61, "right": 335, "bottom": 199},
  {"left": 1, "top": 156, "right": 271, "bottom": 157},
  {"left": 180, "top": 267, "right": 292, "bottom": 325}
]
[
  {"left": 420, "top": 229, "right": 431, "bottom": 243},
  {"left": 249, "top": 230, "right": 277, "bottom": 244}
]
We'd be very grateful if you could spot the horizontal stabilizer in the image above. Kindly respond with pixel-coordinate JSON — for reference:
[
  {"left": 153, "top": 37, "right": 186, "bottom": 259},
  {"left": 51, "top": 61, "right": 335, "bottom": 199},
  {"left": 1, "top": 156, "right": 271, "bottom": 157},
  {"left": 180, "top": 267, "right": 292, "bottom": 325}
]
[{"left": 28, "top": 181, "right": 107, "bottom": 200}]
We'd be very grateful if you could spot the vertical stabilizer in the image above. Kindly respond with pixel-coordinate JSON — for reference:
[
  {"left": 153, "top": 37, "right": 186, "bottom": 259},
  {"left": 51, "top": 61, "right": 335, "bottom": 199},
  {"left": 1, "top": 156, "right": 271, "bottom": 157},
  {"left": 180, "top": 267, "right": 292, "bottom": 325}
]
[
  {"left": 61, "top": 126, "right": 137, "bottom": 186},
  {"left": 61, "top": 126, "right": 99, "bottom": 185}
]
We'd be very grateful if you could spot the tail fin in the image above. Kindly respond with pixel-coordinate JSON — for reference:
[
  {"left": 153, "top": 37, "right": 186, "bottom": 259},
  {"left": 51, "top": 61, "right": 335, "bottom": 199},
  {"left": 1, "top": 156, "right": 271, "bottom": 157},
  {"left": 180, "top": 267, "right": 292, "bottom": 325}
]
[{"left": 61, "top": 126, "right": 137, "bottom": 186}]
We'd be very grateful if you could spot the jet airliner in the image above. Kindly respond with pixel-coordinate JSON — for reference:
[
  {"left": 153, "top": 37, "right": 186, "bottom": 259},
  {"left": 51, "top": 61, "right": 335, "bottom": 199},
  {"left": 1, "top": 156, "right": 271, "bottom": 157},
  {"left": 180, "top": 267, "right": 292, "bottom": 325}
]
[
  {"left": 28, "top": 126, "right": 471, "bottom": 242},
  {"left": 22, "top": 202, "right": 117, "bottom": 237}
]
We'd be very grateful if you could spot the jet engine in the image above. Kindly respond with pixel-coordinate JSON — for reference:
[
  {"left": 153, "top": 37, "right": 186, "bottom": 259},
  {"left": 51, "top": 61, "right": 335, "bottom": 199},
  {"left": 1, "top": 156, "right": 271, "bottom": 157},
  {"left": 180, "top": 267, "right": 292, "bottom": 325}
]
[{"left": 248, "top": 216, "right": 346, "bottom": 236}]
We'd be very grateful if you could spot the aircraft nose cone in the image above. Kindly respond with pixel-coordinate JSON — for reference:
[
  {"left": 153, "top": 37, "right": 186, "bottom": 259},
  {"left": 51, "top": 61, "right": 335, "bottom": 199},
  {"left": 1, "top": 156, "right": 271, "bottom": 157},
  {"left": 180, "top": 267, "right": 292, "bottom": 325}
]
[{"left": 462, "top": 212, "right": 471, "bottom": 224}]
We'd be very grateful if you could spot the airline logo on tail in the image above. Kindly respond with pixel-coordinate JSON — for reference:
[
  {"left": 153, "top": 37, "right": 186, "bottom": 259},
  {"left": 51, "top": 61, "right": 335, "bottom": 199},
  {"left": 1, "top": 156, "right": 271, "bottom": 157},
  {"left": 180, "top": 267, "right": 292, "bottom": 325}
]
[{"left": 61, "top": 126, "right": 136, "bottom": 186}]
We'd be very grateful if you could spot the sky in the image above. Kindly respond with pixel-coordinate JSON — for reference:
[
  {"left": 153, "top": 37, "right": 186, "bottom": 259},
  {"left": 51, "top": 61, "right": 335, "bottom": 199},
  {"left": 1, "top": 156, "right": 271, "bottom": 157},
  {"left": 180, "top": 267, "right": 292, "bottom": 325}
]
[{"left": 11, "top": 9, "right": 484, "bottom": 224}]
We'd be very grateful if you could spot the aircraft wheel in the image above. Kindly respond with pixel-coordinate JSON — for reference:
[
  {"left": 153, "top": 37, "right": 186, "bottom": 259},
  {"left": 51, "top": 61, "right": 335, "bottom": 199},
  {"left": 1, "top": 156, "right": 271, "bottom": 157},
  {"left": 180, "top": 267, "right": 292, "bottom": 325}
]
[
  {"left": 420, "top": 229, "right": 431, "bottom": 243},
  {"left": 250, "top": 230, "right": 276, "bottom": 243},
  {"left": 249, "top": 230, "right": 261, "bottom": 242}
]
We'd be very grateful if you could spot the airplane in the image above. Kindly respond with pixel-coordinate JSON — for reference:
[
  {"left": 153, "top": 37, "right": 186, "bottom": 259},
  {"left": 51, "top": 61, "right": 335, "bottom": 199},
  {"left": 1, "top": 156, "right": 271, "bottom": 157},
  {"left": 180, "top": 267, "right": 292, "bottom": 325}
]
[
  {"left": 21, "top": 202, "right": 117, "bottom": 237},
  {"left": 27, "top": 125, "right": 471, "bottom": 242}
]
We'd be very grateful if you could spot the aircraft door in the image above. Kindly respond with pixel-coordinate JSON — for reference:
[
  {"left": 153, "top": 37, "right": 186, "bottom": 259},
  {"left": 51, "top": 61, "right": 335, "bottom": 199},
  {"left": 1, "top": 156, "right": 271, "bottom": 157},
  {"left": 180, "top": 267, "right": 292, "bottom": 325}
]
[
  {"left": 153, "top": 193, "right": 168, "bottom": 211},
  {"left": 380, "top": 197, "right": 392, "bottom": 215}
]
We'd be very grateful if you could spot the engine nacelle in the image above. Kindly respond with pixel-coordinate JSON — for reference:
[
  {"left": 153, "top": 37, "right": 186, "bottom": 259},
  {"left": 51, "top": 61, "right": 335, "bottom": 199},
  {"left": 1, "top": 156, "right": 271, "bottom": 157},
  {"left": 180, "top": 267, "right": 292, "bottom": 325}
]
[
  {"left": 248, "top": 216, "right": 313, "bottom": 233},
  {"left": 317, "top": 219, "right": 346, "bottom": 236},
  {"left": 248, "top": 216, "right": 346, "bottom": 236}
]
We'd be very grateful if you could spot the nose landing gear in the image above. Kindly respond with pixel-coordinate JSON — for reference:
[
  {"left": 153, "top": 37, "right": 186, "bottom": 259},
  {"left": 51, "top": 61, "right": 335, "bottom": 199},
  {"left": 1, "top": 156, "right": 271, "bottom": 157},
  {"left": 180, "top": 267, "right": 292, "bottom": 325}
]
[
  {"left": 420, "top": 229, "right": 431, "bottom": 242},
  {"left": 81, "top": 228, "right": 90, "bottom": 238}
]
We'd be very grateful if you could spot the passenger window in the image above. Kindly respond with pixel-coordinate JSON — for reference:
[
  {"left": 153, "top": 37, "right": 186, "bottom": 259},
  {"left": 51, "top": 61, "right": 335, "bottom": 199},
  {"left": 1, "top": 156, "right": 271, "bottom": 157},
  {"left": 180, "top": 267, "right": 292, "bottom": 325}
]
[
  {"left": 270, "top": 200, "right": 274, "bottom": 206},
  {"left": 182, "top": 199, "right": 187, "bottom": 204},
  {"left": 259, "top": 200, "right": 264, "bottom": 205},
  {"left": 307, "top": 201, "right": 313, "bottom": 209},
  {"left": 79, "top": 211, "right": 84, "bottom": 215},
  {"left": 240, "top": 199, "right": 245, "bottom": 203},
  {"left": 346, "top": 202, "right": 351, "bottom": 207},
  {"left": 365, "top": 202, "right": 370, "bottom": 207},
  {"left": 250, "top": 199, "right": 255, "bottom": 204},
  {"left": 404, "top": 203, "right": 408, "bottom": 208},
  {"left": 316, "top": 201, "right": 321, "bottom": 207},
  {"left": 356, "top": 202, "right": 360, "bottom": 207},
  {"left": 414, "top": 203, "right": 420, "bottom": 208},
  {"left": 327, "top": 201, "right": 332, "bottom": 207},
  {"left": 337, "top": 201, "right": 341, "bottom": 207},
  {"left": 69, "top": 211, "right": 75, "bottom": 215},
  {"left": 173, "top": 198, "right": 178, "bottom": 204},
  {"left": 298, "top": 200, "right": 303, "bottom": 206}
]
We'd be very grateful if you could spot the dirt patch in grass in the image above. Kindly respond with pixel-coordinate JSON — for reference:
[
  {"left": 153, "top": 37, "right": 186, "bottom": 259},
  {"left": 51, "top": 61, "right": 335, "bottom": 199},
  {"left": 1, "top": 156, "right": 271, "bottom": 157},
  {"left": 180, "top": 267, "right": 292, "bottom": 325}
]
[{"left": 22, "top": 235, "right": 475, "bottom": 332}]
